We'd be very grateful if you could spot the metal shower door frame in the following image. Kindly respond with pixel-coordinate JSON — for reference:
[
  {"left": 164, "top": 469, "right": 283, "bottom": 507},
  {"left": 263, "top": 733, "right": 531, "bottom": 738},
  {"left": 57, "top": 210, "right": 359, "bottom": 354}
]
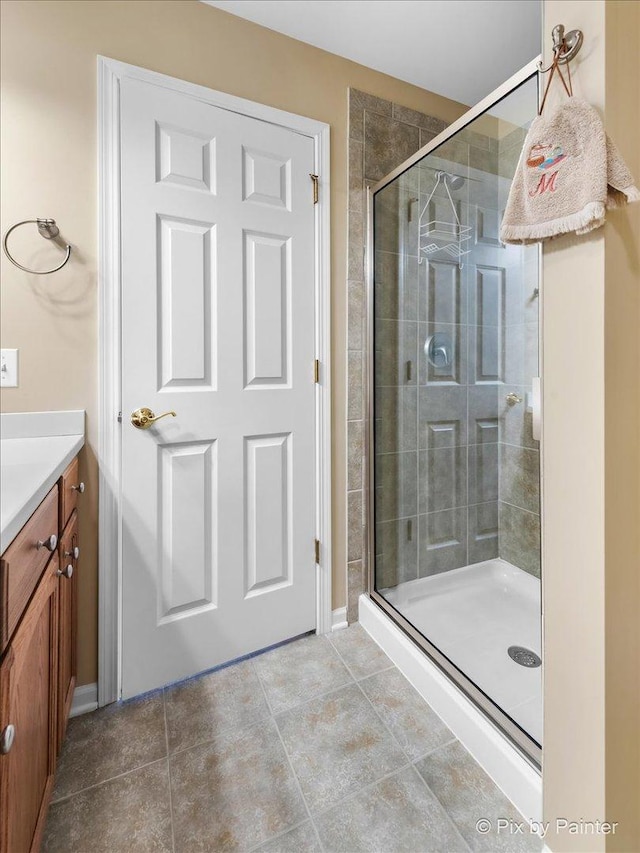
[{"left": 364, "top": 57, "right": 543, "bottom": 770}]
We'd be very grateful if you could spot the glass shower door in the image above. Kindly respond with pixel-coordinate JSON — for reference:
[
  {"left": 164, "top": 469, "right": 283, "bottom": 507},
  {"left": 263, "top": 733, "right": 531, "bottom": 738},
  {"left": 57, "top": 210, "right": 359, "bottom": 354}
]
[{"left": 369, "top": 70, "right": 542, "bottom": 763}]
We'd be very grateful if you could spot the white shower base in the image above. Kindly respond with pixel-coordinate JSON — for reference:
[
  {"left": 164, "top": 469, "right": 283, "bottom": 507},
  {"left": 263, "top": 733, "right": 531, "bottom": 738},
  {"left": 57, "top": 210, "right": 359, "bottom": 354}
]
[{"left": 381, "top": 558, "right": 542, "bottom": 744}]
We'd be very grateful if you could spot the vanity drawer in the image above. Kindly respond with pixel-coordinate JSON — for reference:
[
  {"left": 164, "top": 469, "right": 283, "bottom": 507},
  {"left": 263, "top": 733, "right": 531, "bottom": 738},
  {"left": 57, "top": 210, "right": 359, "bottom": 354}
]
[
  {"left": 60, "top": 457, "right": 83, "bottom": 528},
  {"left": 0, "top": 485, "right": 59, "bottom": 653}
]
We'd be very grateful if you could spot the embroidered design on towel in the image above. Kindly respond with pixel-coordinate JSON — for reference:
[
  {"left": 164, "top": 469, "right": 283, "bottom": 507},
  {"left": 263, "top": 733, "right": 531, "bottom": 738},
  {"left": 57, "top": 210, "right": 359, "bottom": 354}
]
[
  {"left": 527, "top": 143, "right": 567, "bottom": 171},
  {"left": 526, "top": 143, "right": 568, "bottom": 197}
]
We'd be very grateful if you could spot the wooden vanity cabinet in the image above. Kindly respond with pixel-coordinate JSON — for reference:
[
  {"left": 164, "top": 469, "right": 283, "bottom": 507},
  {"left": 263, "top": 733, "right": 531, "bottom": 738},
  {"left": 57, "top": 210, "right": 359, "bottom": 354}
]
[
  {"left": 0, "top": 456, "right": 83, "bottom": 853},
  {"left": 0, "top": 555, "right": 59, "bottom": 853},
  {"left": 57, "top": 509, "right": 78, "bottom": 751}
]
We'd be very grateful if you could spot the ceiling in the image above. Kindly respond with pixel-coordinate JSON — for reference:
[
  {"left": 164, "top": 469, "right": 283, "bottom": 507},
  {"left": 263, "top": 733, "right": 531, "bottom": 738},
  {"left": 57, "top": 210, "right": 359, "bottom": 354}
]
[{"left": 201, "top": 0, "right": 542, "bottom": 106}]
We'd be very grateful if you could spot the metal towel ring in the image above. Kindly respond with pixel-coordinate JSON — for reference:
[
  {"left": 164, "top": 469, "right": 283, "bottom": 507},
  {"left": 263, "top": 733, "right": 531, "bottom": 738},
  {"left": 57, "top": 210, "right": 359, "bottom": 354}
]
[{"left": 3, "top": 218, "right": 72, "bottom": 274}]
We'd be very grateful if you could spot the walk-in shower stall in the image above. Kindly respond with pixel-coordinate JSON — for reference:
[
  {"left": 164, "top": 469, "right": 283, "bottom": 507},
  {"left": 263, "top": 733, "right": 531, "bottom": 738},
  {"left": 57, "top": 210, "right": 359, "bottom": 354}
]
[{"left": 366, "top": 65, "right": 542, "bottom": 766}]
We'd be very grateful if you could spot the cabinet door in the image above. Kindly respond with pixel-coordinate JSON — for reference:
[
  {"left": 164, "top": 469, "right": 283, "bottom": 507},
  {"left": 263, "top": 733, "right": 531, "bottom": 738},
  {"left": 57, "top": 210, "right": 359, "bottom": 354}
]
[
  {"left": 0, "top": 556, "right": 58, "bottom": 853},
  {"left": 57, "top": 511, "right": 78, "bottom": 750}
]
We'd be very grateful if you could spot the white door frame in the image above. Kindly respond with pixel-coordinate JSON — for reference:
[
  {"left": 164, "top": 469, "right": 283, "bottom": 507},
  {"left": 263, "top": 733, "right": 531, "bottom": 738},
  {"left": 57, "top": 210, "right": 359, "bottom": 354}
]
[{"left": 97, "top": 56, "right": 332, "bottom": 707}]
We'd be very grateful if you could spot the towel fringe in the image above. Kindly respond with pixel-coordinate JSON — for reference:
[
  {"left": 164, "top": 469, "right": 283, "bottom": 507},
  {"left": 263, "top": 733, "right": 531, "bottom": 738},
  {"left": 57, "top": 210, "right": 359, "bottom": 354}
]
[
  {"left": 500, "top": 202, "right": 605, "bottom": 244},
  {"left": 622, "top": 185, "right": 640, "bottom": 203}
]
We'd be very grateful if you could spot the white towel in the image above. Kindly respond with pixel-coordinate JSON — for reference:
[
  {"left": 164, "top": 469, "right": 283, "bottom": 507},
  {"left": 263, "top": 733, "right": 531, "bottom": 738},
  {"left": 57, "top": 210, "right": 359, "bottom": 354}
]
[{"left": 500, "top": 97, "right": 639, "bottom": 244}]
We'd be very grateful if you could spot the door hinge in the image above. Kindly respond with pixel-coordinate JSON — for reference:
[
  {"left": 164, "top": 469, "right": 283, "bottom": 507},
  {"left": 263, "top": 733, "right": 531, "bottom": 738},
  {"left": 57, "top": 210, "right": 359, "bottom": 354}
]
[
  {"left": 310, "top": 173, "right": 319, "bottom": 204},
  {"left": 117, "top": 411, "right": 122, "bottom": 423},
  {"left": 313, "top": 358, "right": 320, "bottom": 384},
  {"left": 314, "top": 538, "right": 320, "bottom": 564}
]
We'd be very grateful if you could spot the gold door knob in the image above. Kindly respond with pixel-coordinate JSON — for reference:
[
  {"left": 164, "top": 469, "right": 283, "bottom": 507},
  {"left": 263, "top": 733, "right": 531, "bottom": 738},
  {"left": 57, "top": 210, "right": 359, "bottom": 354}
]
[{"left": 130, "top": 407, "right": 177, "bottom": 429}]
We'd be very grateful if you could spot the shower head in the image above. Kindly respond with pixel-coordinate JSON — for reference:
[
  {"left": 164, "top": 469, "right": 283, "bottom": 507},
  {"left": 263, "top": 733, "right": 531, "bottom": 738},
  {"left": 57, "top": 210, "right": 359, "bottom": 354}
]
[{"left": 438, "top": 171, "right": 465, "bottom": 190}]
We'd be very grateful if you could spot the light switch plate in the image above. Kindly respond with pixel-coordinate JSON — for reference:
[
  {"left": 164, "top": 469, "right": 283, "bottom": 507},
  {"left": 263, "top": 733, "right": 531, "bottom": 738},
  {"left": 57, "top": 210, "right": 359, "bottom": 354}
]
[{"left": 0, "top": 349, "right": 18, "bottom": 387}]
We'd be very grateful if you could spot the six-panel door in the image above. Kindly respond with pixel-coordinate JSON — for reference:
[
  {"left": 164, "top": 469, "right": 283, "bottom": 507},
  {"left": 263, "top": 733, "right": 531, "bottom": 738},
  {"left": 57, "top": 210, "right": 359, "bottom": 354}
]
[{"left": 120, "top": 77, "right": 318, "bottom": 697}]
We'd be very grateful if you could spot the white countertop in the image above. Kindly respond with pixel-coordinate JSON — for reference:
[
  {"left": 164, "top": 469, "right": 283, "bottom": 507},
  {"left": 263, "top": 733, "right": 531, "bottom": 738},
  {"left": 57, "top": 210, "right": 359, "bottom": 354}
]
[{"left": 0, "top": 411, "right": 85, "bottom": 554}]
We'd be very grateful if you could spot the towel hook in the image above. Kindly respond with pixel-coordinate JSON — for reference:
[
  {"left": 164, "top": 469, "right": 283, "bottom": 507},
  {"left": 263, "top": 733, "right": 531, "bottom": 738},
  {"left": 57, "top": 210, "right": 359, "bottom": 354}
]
[
  {"left": 3, "top": 218, "right": 72, "bottom": 274},
  {"left": 538, "top": 24, "right": 583, "bottom": 74}
]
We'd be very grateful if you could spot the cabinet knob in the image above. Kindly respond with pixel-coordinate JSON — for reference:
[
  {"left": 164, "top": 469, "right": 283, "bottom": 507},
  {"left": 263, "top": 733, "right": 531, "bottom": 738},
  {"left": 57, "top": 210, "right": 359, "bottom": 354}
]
[
  {"left": 64, "top": 546, "right": 80, "bottom": 560},
  {"left": 0, "top": 724, "right": 15, "bottom": 754},
  {"left": 71, "top": 482, "right": 85, "bottom": 493},
  {"left": 57, "top": 564, "right": 74, "bottom": 579},
  {"left": 37, "top": 534, "right": 57, "bottom": 552}
]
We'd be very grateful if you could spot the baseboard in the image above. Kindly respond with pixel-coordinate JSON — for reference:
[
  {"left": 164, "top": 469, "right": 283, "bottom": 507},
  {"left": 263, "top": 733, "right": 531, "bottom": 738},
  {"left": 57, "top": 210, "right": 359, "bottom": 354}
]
[
  {"left": 359, "top": 594, "right": 542, "bottom": 823},
  {"left": 70, "top": 682, "right": 98, "bottom": 717},
  {"left": 331, "top": 606, "right": 348, "bottom": 631}
]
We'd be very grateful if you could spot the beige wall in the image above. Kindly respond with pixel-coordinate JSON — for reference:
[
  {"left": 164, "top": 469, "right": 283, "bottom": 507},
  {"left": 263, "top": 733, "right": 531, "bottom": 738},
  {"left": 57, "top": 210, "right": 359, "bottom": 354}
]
[
  {"left": 0, "top": 0, "right": 464, "bottom": 686},
  {"left": 542, "top": 1, "right": 640, "bottom": 851},
  {"left": 603, "top": 4, "right": 640, "bottom": 850}
]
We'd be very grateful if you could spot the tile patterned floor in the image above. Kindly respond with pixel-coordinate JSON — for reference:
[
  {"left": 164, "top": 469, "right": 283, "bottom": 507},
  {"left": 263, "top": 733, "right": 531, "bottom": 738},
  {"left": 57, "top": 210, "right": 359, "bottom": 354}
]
[{"left": 43, "top": 626, "right": 542, "bottom": 853}]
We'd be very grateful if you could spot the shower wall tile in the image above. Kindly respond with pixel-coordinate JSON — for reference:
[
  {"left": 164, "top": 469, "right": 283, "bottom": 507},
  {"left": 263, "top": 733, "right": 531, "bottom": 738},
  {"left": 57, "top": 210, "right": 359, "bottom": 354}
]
[
  {"left": 373, "top": 186, "right": 402, "bottom": 253},
  {"left": 374, "top": 252, "right": 402, "bottom": 320},
  {"left": 349, "top": 140, "right": 364, "bottom": 216},
  {"left": 376, "top": 518, "right": 419, "bottom": 589},
  {"left": 459, "top": 127, "right": 493, "bottom": 152},
  {"left": 418, "top": 447, "right": 467, "bottom": 514},
  {"left": 430, "top": 137, "right": 469, "bottom": 170},
  {"left": 419, "top": 129, "right": 438, "bottom": 149},
  {"left": 375, "top": 319, "right": 418, "bottom": 387},
  {"left": 499, "top": 125, "right": 527, "bottom": 152},
  {"left": 525, "top": 322, "right": 539, "bottom": 380},
  {"left": 469, "top": 145, "right": 499, "bottom": 175},
  {"left": 348, "top": 88, "right": 542, "bottom": 624},
  {"left": 349, "top": 106, "right": 364, "bottom": 142},
  {"left": 350, "top": 89, "right": 393, "bottom": 117},
  {"left": 499, "top": 502, "right": 541, "bottom": 578},
  {"left": 348, "top": 209, "right": 365, "bottom": 280},
  {"left": 375, "top": 451, "right": 418, "bottom": 522},
  {"left": 418, "top": 509, "right": 468, "bottom": 576},
  {"left": 347, "top": 560, "right": 364, "bottom": 623},
  {"left": 375, "top": 387, "right": 417, "bottom": 454},
  {"left": 374, "top": 252, "right": 419, "bottom": 321},
  {"left": 348, "top": 351, "right": 364, "bottom": 420},
  {"left": 500, "top": 386, "right": 537, "bottom": 449},
  {"left": 418, "top": 386, "right": 468, "bottom": 449},
  {"left": 468, "top": 501, "right": 499, "bottom": 564},
  {"left": 374, "top": 188, "right": 419, "bottom": 257},
  {"left": 347, "top": 489, "right": 364, "bottom": 564},
  {"left": 364, "top": 113, "right": 420, "bottom": 182},
  {"left": 347, "top": 420, "right": 364, "bottom": 491},
  {"left": 348, "top": 279, "right": 365, "bottom": 351},
  {"left": 499, "top": 445, "right": 540, "bottom": 515},
  {"left": 392, "top": 103, "right": 447, "bottom": 135},
  {"left": 468, "top": 443, "right": 499, "bottom": 504},
  {"left": 501, "top": 322, "right": 526, "bottom": 385},
  {"left": 348, "top": 90, "right": 525, "bottom": 620}
]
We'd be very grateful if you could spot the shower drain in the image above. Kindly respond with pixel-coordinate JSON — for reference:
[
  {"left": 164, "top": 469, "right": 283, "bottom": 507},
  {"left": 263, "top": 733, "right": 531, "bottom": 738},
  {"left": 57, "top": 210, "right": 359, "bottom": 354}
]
[{"left": 507, "top": 646, "right": 542, "bottom": 668}]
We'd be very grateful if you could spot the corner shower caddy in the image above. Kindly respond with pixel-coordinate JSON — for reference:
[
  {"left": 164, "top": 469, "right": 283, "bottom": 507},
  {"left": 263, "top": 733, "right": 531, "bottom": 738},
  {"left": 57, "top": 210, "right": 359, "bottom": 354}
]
[{"left": 418, "top": 171, "right": 471, "bottom": 268}]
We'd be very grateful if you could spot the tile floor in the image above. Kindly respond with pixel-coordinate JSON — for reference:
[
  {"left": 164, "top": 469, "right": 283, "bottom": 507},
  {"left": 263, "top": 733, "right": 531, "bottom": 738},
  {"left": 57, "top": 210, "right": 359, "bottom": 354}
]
[{"left": 43, "top": 625, "right": 542, "bottom": 853}]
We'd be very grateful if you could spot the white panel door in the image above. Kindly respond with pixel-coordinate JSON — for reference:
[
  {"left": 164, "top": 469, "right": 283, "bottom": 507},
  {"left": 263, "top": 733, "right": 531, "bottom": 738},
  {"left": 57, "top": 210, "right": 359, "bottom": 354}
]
[{"left": 120, "top": 77, "right": 317, "bottom": 698}]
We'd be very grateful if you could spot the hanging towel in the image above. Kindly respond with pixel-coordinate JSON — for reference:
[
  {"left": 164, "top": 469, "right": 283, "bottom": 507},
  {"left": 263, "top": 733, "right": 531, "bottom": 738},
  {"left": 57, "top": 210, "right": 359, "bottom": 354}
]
[{"left": 500, "top": 97, "right": 640, "bottom": 244}]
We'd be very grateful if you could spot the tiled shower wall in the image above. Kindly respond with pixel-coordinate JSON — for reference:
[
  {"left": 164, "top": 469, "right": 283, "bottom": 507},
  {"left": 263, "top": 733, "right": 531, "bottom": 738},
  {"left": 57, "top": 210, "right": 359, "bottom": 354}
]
[
  {"left": 497, "top": 127, "right": 541, "bottom": 578},
  {"left": 347, "top": 90, "right": 446, "bottom": 622},
  {"left": 347, "top": 95, "right": 542, "bottom": 622}
]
